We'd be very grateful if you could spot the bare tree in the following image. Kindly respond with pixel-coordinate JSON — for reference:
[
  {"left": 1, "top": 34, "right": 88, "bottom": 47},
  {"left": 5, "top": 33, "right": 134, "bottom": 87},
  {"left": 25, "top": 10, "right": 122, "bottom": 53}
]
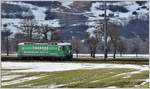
[
  {"left": 71, "top": 37, "right": 81, "bottom": 58},
  {"left": 14, "top": 32, "right": 25, "bottom": 44},
  {"left": 36, "top": 24, "right": 62, "bottom": 42},
  {"left": 117, "top": 38, "right": 127, "bottom": 57},
  {"left": 2, "top": 24, "right": 13, "bottom": 56},
  {"left": 132, "top": 44, "right": 139, "bottom": 57},
  {"left": 86, "top": 21, "right": 103, "bottom": 58},
  {"left": 144, "top": 38, "right": 149, "bottom": 54},
  {"left": 131, "top": 38, "right": 141, "bottom": 57},
  {"left": 42, "top": 25, "right": 51, "bottom": 41},
  {"left": 35, "top": 24, "right": 55, "bottom": 42},
  {"left": 51, "top": 30, "right": 61, "bottom": 42},
  {"left": 140, "top": 38, "right": 149, "bottom": 54},
  {"left": 108, "top": 23, "right": 121, "bottom": 59},
  {"left": 14, "top": 32, "right": 26, "bottom": 51},
  {"left": 20, "top": 17, "right": 36, "bottom": 42},
  {"left": 87, "top": 36, "right": 99, "bottom": 58}
]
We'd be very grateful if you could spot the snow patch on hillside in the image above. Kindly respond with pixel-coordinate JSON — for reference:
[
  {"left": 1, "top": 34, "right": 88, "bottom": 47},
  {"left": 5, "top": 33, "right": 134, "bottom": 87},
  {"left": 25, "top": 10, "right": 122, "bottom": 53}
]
[
  {"left": 37, "top": 19, "right": 60, "bottom": 27},
  {"left": 59, "top": 1, "right": 73, "bottom": 9},
  {"left": 87, "top": 27, "right": 97, "bottom": 37},
  {"left": 2, "top": 1, "right": 149, "bottom": 39},
  {"left": 31, "top": 7, "right": 47, "bottom": 20},
  {"left": 2, "top": 19, "right": 22, "bottom": 34},
  {"left": 5, "top": 1, "right": 47, "bottom": 20},
  {"left": 86, "top": 1, "right": 149, "bottom": 35},
  {"left": 90, "top": 1, "right": 148, "bottom": 21},
  {"left": 2, "top": 18, "right": 60, "bottom": 38},
  {"left": 2, "top": 2, "right": 60, "bottom": 37}
]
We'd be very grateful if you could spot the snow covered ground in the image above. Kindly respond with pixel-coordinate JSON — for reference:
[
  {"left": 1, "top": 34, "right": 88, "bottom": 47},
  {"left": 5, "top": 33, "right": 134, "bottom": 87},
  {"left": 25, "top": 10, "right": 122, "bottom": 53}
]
[
  {"left": 2, "top": 61, "right": 149, "bottom": 88},
  {"left": 2, "top": 62, "right": 149, "bottom": 72},
  {"left": 73, "top": 54, "right": 149, "bottom": 58},
  {"left": 1, "top": 53, "right": 149, "bottom": 59},
  {"left": 2, "top": 75, "right": 41, "bottom": 86},
  {"left": 2, "top": 75, "right": 23, "bottom": 81}
]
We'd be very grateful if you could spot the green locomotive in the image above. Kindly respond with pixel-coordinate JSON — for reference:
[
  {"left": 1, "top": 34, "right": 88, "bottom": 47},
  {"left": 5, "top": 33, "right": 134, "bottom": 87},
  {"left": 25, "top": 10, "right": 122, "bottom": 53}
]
[{"left": 17, "top": 42, "right": 73, "bottom": 59}]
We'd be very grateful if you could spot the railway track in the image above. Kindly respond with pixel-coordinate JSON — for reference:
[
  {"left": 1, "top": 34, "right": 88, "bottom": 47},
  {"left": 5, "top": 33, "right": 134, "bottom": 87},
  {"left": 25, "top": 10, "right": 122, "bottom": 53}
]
[{"left": 1, "top": 55, "right": 149, "bottom": 65}]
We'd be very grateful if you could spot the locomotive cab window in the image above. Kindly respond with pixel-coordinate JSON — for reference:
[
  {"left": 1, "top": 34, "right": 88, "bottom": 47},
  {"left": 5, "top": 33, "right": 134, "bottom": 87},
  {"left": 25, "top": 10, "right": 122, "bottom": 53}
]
[
  {"left": 62, "top": 46, "right": 65, "bottom": 51},
  {"left": 16, "top": 46, "right": 18, "bottom": 51}
]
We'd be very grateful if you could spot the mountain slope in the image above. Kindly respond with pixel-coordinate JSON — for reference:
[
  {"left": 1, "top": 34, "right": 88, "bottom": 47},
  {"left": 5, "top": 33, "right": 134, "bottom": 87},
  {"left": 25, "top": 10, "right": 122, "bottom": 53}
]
[{"left": 1, "top": 1, "right": 149, "bottom": 41}]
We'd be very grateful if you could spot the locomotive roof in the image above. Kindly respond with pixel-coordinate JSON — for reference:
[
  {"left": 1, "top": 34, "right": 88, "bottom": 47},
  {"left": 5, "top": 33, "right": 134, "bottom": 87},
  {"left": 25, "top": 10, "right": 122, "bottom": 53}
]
[
  {"left": 57, "top": 43, "right": 71, "bottom": 46},
  {"left": 18, "top": 42, "right": 71, "bottom": 45}
]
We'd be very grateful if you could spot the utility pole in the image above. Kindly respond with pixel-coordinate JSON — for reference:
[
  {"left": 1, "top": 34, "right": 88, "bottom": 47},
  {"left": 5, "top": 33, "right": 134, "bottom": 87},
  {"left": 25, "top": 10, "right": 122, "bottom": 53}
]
[
  {"left": 3, "top": 25, "right": 10, "bottom": 56},
  {"left": 104, "top": 1, "right": 108, "bottom": 59}
]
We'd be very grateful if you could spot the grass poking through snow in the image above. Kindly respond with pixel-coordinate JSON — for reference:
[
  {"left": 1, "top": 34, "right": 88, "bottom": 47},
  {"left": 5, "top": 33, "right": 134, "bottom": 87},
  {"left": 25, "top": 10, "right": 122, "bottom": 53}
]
[{"left": 1, "top": 68, "right": 149, "bottom": 88}]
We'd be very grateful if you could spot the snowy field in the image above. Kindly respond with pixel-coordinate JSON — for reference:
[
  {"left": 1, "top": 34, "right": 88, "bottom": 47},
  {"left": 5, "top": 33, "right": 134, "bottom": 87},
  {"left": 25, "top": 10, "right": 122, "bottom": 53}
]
[
  {"left": 73, "top": 54, "right": 149, "bottom": 59},
  {"left": 1, "top": 62, "right": 149, "bottom": 88},
  {"left": 2, "top": 61, "right": 149, "bottom": 72}
]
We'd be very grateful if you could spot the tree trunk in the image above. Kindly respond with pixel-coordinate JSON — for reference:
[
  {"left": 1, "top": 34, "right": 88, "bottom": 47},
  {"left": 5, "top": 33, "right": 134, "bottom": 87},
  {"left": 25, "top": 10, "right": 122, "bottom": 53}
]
[
  {"left": 104, "top": 49, "right": 108, "bottom": 59},
  {"left": 93, "top": 51, "right": 95, "bottom": 58},
  {"left": 29, "top": 29, "right": 32, "bottom": 41},
  {"left": 6, "top": 37, "right": 9, "bottom": 56},
  {"left": 113, "top": 49, "right": 116, "bottom": 59},
  {"left": 44, "top": 33, "right": 47, "bottom": 41},
  {"left": 76, "top": 51, "right": 78, "bottom": 58},
  {"left": 90, "top": 51, "right": 92, "bottom": 57},
  {"left": 120, "top": 52, "right": 122, "bottom": 57},
  {"left": 136, "top": 52, "right": 138, "bottom": 57}
]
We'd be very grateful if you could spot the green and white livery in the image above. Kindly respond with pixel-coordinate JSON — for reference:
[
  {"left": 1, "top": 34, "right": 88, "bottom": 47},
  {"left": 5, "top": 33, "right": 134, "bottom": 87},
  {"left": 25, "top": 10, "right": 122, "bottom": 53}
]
[{"left": 17, "top": 42, "right": 73, "bottom": 59}]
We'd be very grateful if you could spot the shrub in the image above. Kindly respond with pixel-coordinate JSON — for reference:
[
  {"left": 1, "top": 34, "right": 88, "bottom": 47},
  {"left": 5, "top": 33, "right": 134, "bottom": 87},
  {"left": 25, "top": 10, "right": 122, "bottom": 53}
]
[
  {"left": 99, "top": 14, "right": 105, "bottom": 17},
  {"left": 108, "top": 13, "right": 114, "bottom": 17},
  {"left": 22, "top": 1, "right": 61, "bottom": 8},
  {"left": 2, "top": 3, "right": 29, "bottom": 13},
  {"left": 108, "top": 5, "right": 129, "bottom": 13},
  {"left": 141, "top": 6, "right": 147, "bottom": 9},
  {"left": 136, "top": 8, "right": 140, "bottom": 10},
  {"left": 44, "top": 10, "right": 56, "bottom": 20},
  {"left": 1, "top": 3, "right": 32, "bottom": 19},
  {"left": 136, "top": 1, "right": 147, "bottom": 6},
  {"left": 132, "top": 11, "right": 138, "bottom": 15}
]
